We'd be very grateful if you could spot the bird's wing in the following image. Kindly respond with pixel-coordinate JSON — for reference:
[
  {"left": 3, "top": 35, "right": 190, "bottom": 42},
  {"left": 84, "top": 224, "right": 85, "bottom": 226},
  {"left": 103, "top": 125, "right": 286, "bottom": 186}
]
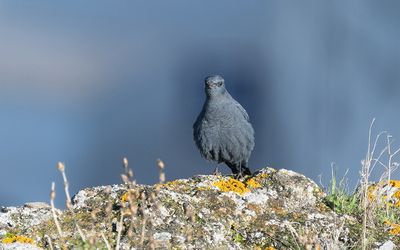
[{"left": 233, "top": 100, "right": 250, "bottom": 121}]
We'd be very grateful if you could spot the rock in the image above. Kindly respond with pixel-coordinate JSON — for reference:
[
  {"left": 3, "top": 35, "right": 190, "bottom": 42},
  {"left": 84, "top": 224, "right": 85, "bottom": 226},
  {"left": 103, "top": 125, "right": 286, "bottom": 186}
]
[
  {"left": 0, "top": 167, "right": 395, "bottom": 249},
  {"left": 379, "top": 240, "right": 396, "bottom": 250},
  {"left": 0, "top": 242, "right": 42, "bottom": 250},
  {"left": 0, "top": 203, "right": 54, "bottom": 231},
  {"left": 23, "top": 202, "right": 50, "bottom": 209}
]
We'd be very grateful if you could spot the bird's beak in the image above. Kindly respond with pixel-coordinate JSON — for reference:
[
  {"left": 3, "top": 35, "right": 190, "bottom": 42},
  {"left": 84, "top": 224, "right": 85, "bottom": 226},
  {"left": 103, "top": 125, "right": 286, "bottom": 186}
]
[{"left": 206, "top": 83, "right": 216, "bottom": 89}]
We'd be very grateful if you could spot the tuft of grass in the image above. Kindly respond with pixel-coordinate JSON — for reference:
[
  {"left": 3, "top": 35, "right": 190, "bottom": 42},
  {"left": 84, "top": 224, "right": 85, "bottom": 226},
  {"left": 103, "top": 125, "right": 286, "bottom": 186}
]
[
  {"left": 324, "top": 167, "right": 360, "bottom": 215},
  {"left": 322, "top": 120, "right": 400, "bottom": 248}
]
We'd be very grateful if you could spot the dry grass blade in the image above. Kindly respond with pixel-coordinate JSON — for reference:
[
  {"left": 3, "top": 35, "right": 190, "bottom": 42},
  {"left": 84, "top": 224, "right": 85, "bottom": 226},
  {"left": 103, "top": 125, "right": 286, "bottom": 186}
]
[
  {"left": 115, "top": 212, "right": 124, "bottom": 250},
  {"left": 157, "top": 159, "right": 165, "bottom": 184},
  {"left": 57, "top": 162, "right": 86, "bottom": 242},
  {"left": 50, "top": 182, "right": 63, "bottom": 240},
  {"left": 44, "top": 234, "right": 54, "bottom": 250}
]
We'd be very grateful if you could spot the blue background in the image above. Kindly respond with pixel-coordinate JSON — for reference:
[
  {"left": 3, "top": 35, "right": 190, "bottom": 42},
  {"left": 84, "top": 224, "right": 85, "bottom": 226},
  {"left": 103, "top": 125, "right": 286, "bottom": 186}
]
[{"left": 1, "top": 1, "right": 400, "bottom": 207}]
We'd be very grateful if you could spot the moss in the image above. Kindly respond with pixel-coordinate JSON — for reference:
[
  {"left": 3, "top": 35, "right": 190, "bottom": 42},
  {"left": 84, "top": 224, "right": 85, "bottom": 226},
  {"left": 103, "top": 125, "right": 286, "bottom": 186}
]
[
  {"left": 232, "top": 231, "right": 245, "bottom": 244},
  {"left": 213, "top": 178, "right": 250, "bottom": 195},
  {"left": 157, "top": 180, "right": 189, "bottom": 191},
  {"left": 289, "top": 212, "right": 307, "bottom": 224},
  {"left": 196, "top": 186, "right": 211, "bottom": 192}
]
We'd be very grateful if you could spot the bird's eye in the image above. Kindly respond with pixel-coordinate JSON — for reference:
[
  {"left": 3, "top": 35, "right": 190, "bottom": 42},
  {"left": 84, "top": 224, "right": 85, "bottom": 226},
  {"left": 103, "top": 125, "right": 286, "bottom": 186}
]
[{"left": 217, "top": 82, "right": 223, "bottom": 87}]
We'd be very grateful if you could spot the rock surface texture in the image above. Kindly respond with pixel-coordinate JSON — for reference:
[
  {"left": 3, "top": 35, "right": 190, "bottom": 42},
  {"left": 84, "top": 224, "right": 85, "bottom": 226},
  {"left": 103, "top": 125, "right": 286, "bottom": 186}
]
[{"left": 0, "top": 168, "right": 397, "bottom": 249}]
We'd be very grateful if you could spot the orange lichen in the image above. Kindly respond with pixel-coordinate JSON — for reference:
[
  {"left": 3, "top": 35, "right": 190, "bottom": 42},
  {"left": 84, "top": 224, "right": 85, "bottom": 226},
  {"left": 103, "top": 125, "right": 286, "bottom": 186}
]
[
  {"left": 1, "top": 235, "right": 34, "bottom": 244},
  {"left": 368, "top": 180, "right": 400, "bottom": 207},
  {"left": 272, "top": 206, "right": 287, "bottom": 216},
  {"left": 246, "top": 178, "right": 262, "bottom": 188},
  {"left": 213, "top": 178, "right": 250, "bottom": 195},
  {"left": 390, "top": 180, "right": 400, "bottom": 188},
  {"left": 385, "top": 221, "right": 400, "bottom": 235}
]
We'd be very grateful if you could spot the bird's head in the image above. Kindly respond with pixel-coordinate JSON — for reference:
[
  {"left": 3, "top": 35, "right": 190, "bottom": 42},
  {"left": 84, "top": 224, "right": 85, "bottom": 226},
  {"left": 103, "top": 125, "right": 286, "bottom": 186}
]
[{"left": 205, "top": 75, "right": 227, "bottom": 97}]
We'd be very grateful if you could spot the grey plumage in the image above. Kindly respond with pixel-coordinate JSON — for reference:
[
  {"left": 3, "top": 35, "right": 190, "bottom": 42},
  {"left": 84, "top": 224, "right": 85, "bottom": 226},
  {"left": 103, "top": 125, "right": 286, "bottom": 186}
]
[{"left": 193, "top": 75, "right": 255, "bottom": 175}]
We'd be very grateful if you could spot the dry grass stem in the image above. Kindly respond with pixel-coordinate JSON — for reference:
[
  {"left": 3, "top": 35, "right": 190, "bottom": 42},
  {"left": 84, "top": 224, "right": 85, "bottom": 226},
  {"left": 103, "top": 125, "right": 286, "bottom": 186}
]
[
  {"left": 115, "top": 212, "right": 124, "bottom": 250},
  {"left": 385, "top": 134, "right": 400, "bottom": 216},
  {"left": 360, "top": 119, "right": 376, "bottom": 250},
  {"left": 101, "top": 233, "right": 112, "bottom": 250},
  {"left": 121, "top": 157, "right": 136, "bottom": 187},
  {"left": 50, "top": 182, "right": 63, "bottom": 239},
  {"left": 157, "top": 159, "right": 165, "bottom": 184},
  {"left": 57, "top": 162, "right": 86, "bottom": 242},
  {"left": 44, "top": 235, "right": 54, "bottom": 250},
  {"left": 359, "top": 119, "right": 400, "bottom": 249},
  {"left": 140, "top": 191, "right": 147, "bottom": 247}
]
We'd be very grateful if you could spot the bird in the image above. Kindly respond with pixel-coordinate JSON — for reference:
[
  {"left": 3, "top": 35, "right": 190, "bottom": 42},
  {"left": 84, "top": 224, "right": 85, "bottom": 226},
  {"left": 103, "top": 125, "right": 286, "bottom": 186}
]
[{"left": 193, "top": 75, "right": 255, "bottom": 176}]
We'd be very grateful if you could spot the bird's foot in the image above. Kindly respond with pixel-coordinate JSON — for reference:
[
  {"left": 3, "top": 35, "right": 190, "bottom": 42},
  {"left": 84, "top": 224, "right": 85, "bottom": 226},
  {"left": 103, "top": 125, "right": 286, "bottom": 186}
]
[
  {"left": 235, "top": 172, "right": 243, "bottom": 179},
  {"left": 234, "top": 170, "right": 252, "bottom": 180}
]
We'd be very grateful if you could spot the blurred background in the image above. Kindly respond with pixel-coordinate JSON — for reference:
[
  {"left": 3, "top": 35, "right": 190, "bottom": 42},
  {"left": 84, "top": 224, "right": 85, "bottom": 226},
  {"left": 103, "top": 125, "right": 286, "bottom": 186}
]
[{"left": 1, "top": 1, "right": 400, "bottom": 207}]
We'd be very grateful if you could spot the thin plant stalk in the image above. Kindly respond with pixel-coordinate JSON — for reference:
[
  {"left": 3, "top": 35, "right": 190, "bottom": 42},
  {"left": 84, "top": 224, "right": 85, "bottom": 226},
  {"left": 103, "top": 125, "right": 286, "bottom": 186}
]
[
  {"left": 115, "top": 213, "right": 124, "bottom": 250},
  {"left": 50, "top": 182, "right": 63, "bottom": 240},
  {"left": 101, "top": 233, "right": 112, "bottom": 250},
  {"left": 385, "top": 135, "right": 400, "bottom": 216},
  {"left": 361, "top": 118, "right": 375, "bottom": 250},
  {"left": 57, "top": 162, "right": 86, "bottom": 242},
  {"left": 44, "top": 235, "right": 54, "bottom": 250}
]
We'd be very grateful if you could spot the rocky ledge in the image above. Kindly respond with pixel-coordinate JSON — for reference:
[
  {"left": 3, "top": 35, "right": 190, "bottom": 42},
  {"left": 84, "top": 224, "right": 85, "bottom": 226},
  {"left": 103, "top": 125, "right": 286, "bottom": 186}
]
[{"left": 0, "top": 168, "right": 397, "bottom": 249}]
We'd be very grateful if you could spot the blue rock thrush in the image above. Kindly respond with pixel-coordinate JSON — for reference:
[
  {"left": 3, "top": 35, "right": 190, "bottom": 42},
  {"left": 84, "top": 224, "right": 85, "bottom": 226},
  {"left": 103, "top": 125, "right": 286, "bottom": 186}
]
[{"left": 193, "top": 75, "right": 255, "bottom": 176}]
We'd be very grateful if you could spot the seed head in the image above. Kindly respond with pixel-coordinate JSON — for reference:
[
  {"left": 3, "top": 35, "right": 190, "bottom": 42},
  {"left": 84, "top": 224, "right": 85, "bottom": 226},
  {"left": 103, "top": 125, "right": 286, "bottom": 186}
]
[
  {"left": 57, "top": 162, "right": 65, "bottom": 172},
  {"left": 122, "top": 157, "right": 129, "bottom": 169},
  {"left": 157, "top": 159, "right": 165, "bottom": 170}
]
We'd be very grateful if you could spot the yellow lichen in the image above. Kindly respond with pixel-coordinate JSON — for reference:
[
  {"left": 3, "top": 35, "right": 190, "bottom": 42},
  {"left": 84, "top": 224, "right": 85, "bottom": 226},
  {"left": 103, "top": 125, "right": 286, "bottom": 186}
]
[
  {"left": 196, "top": 186, "right": 211, "bottom": 191},
  {"left": 213, "top": 178, "right": 250, "bottom": 195},
  {"left": 254, "top": 247, "right": 276, "bottom": 250},
  {"left": 384, "top": 220, "right": 400, "bottom": 235},
  {"left": 257, "top": 173, "right": 269, "bottom": 179},
  {"left": 120, "top": 189, "right": 138, "bottom": 203},
  {"left": 1, "top": 235, "right": 34, "bottom": 244},
  {"left": 368, "top": 180, "right": 400, "bottom": 207},
  {"left": 121, "top": 192, "right": 130, "bottom": 203},
  {"left": 246, "top": 178, "right": 262, "bottom": 188},
  {"left": 367, "top": 184, "right": 377, "bottom": 202},
  {"left": 390, "top": 180, "right": 400, "bottom": 188}
]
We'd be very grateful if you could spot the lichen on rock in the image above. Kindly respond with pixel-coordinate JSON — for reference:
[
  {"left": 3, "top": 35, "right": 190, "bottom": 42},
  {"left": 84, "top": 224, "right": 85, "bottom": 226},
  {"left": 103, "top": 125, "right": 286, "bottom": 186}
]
[{"left": 0, "top": 167, "right": 397, "bottom": 249}]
